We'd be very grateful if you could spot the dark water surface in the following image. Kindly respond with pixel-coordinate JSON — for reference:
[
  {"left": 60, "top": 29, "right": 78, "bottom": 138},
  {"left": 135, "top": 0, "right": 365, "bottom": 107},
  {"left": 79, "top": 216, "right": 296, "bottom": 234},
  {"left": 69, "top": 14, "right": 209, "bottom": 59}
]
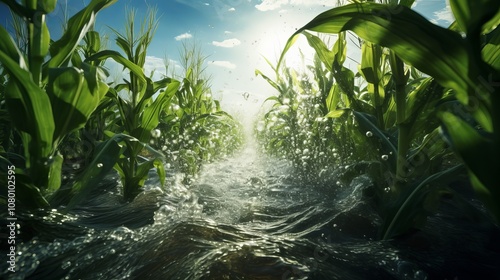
[{"left": 2, "top": 140, "right": 499, "bottom": 279}]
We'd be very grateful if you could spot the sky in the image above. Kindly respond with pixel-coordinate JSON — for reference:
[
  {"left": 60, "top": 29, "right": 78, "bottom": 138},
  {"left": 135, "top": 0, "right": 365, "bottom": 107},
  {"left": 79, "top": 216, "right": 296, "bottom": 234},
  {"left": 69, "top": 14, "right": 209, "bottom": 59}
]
[{"left": 0, "top": 0, "right": 453, "bottom": 123}]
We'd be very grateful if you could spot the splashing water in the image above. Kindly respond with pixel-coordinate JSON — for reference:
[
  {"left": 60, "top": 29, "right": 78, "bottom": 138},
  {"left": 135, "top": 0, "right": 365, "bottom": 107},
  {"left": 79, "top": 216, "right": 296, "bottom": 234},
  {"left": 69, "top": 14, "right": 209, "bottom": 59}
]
[{"left": 2, "top": 136, "right": 499, "bottom": 280}]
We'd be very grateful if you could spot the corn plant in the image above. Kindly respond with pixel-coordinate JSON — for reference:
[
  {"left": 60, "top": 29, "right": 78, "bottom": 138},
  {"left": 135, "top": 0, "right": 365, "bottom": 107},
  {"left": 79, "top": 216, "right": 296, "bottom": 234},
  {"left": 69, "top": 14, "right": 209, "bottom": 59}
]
[
  {"left": 256, "top": 55, "right": 362, "bottom": 179},
  {"left": 0, "top": 0, "right": 116, "bottom": 208},
  {"left": 155, "top": 41, "right": 243, "bottom": 180},
  {"left": 277, "top": 0, "right": 500, "bottom": 236},
  {"left": 85, "top": 8, "right": 180, "bottom": 201}
]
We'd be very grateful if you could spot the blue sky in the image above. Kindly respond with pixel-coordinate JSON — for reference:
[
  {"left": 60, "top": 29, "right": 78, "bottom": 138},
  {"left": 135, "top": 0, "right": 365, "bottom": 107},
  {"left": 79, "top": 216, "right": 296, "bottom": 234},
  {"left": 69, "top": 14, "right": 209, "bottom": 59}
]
[{"left": 0, "top": 0, "right": 452, "bottom": 121}]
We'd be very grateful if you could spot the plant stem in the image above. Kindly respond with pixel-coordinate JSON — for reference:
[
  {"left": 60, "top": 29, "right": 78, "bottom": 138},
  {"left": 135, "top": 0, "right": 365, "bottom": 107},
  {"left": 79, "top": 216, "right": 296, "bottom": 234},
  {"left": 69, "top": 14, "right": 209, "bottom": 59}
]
[{"left": 391, "top": 53, "right": 410, "bottom": 189}]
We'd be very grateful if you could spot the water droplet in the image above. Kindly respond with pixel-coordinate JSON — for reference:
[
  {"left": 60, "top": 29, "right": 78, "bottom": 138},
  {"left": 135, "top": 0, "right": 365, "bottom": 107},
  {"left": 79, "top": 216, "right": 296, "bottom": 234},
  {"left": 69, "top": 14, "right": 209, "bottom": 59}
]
[
  {"left": 366, "top": 131, "right": 373, "bottom": 137},
  {"left": 381, "top": 155, "right": 388, "bottom": 160},
  {"left": 97, "top": 163, "right": 103, "bottom": 168},
  {"left": 61, "top": 261, "right": 71, "bottom": 269},
  {"left": 151, "top": 129, "right": 161, "bottom": 138}
]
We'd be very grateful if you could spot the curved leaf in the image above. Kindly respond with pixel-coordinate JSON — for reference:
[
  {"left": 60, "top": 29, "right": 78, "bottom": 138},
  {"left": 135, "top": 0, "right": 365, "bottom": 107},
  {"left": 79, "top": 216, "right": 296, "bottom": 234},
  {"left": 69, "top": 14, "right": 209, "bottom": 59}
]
[
  {"left": 439, "top": 111, "right": 495, "bottom": 192},
  {"left": 0, "top": 55, "right": 54, "bottom": 156},
  {"left": 47, "top": 0, "right": 117, "bottom": 69},
  {"left": 450, "top": 0, "right": 500, "bottom": 35},
  {"left": 85, "top": 50, "right": 147, "bottom": 84},
  {"left": 64, "top": 134, "right": 124, "bottom": 210},
  {"left": 278, "top": 3, "right": 479, "bottom": 104}
]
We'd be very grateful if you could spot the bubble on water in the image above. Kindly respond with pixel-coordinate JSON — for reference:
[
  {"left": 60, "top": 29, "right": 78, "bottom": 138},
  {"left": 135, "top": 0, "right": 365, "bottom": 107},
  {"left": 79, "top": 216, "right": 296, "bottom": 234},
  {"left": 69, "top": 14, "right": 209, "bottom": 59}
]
[
  {"left": 151, "top": 129, "right": 161, "bottom": 138},
  {"left": 256, "top": 121, "right": 265, "bottom": 132},
  {"left": 381, "top": 155, "right": 389, "bottom": 161},
  {"left": 61, "top": 261, "right": 71, "bottom": 269},
  {"left": 366, "top": 131, "right": 373, "bottom": 137}
]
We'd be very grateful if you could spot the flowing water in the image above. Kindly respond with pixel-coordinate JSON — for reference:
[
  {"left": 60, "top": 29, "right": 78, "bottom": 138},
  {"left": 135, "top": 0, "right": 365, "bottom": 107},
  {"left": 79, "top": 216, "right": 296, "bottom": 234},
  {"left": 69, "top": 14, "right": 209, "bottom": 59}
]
[{"left": 2, "top": 137, "right": 500, "bottom": 280}]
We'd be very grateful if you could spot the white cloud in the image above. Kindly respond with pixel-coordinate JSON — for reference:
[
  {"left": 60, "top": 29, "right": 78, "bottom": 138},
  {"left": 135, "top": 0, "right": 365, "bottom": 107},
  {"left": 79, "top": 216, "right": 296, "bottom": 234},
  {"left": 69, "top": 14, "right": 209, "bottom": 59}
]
[
  {"left": 432, "top": 2, "right": 454, "bottom": 24},
  {"left": 255, "top": 0, "right": 337, "bottom": 11},
  {"left": 144, "top": 56, "right": 167, "bottom": 80},
  {"left": 255, "top": 0, "right": 287, "bottom": 11},
  {"left": 228, "top": 7, "right": 236, "bottom": 12},
  {"left": 212, "top": 38, "right": 241, "bottom": 48},
  {"left": 209, "top": 60, "right": 236, "bottom": 69},
  {"left": 175, "top": 32, "right": 193, "bottom": 41}
]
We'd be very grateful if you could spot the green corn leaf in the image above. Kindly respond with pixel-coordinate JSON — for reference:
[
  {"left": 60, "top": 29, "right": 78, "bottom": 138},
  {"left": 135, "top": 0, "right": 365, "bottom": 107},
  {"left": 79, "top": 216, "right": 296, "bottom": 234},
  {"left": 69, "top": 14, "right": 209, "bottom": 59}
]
[
  {"left": 469, "top": 171, "right": 500, "bottom": 224},
  {"left": 64, "top": 134, "right": 124, "bottom": 210},
  {"left": 0, "top": 0, "right": 32, "bottom": 18},
  {"left": 256, "top": 69, "right": 280, "bottom": 91},
  {"left": 154, "top": 158, "right": 166, "bottom": 188},
  {"left": 140, "top": 81, "right": 179, "bottom": 139},
  {"left": 134, "top": 157, "right": 162, "bottom": 189},
  {"left": 482, "top": 27, "right": 500, "bottom": 70},
  {"left": 405, "top": 78, "right": 444, "bottom": 139},
  {"left": 482, "top": 8, "right": 500, "bottom": 34},
  {"left": 408, "top": 127, "right": 444, "bottom": 163},
  {"left": 399, "top": 0, "right": 416, "bottom": 7},
  {"left": 325, "top": 109, "right": 348, "bottom": 118},
  {"left": 85, "top": 50, "right": 147, "bottom": 84},
  {"left": 333, "top": 32, "right": 347, "bottom": 66},
  {"left": 278, "top": 3, "right": 479, "bottom": 105},
  {"left": 302, "top": 31, "right": 334, "bottom": 70},
  {"left": 38, "top": 0, "right": 57, "bottom": 13},
  {"left": 47, "top": 65, "right": 108, "bottom": 144},
  {"left": 439, "top": 111, "right": 496, "bottom": 198},
  {"left": 263, "top": 96, "right": 281, "bottom": 104},
  {"left": 382, "top": 164, "right": 465, "bottom": 239},
  {"left": 0, "top": 60, "right": 54, "bottom": 157},
  {"left": 326, "top": 84, "right": 340, "bottom": 112},
  {"left": 0, "top": 25, "right": 28, "bottom": 70},
  {"left": 353, "top": 111, "right": 397, "bottom": 169},
  {"left": 141, "top": 77, "right": 178, "bottom": 102},
  {"left": 47, "top": 152, "right": 63, "bottom": 193},
  {"left": 449, "top": 0, "right": 500, "bottom": 35},
  {"left": 84, "top": 30, "right": 101, "bottom": 54},
  {"left": 134, "top": 158, "right": 165, "bottom": 188},
  {"left": 360, "top": 42, "right": 382, "bottom": 84},
  {"left": 47, "top": 0, "right": 117, "bottom": 68}
]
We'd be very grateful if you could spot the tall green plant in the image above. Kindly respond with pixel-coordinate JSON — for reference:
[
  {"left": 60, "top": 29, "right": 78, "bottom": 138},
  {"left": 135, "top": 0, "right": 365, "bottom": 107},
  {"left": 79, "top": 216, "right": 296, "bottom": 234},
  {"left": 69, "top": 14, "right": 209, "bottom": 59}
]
[
  {"left": 86, "top": 8, "right": 180, "bottom": 201},
  {"left": 156, "top": 41, "right": 243, "bottom": 179},
  {"left": 278, "top": 0, "right": 500, "bottom": 227},
  {"left": 0, "top": 0, "right": 116, "bottom": 208},
  {"left": 256, "top": 55, "right": 360, "bottom": 176}
]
